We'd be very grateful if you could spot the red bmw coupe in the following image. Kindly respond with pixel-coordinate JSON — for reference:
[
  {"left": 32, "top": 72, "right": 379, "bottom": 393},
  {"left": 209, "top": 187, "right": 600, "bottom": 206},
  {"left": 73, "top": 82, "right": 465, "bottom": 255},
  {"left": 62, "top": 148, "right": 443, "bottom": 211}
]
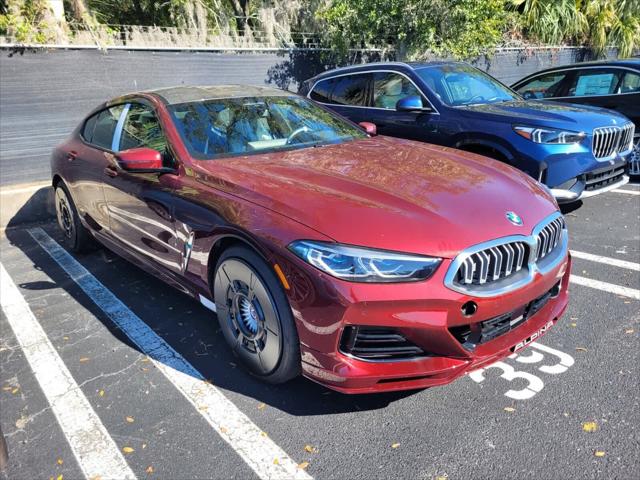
[{"left": 51, "top": 85, "right": 571, "bottom": 393}]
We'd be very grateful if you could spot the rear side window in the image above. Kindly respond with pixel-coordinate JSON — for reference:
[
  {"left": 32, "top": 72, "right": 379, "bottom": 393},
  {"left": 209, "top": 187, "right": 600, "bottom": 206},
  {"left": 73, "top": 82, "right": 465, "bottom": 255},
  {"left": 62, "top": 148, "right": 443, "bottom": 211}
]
[
  {"left": 516, "top": 71, "right": 569, "bottom": 99},
  {"left": 566, "top": 69, "right": 623, "bottom": 97},
  {"left": 330, "top": 75, "right": 369, "bottom": 106},
  {"left": 118, "top": 103, "right": 168, "bottom": 153},
  {"left": 309, "top": 78, "right": 334, "bottom": 103},
  {"left": 83, "top": 105, "right": 124, "bottom": 150}
]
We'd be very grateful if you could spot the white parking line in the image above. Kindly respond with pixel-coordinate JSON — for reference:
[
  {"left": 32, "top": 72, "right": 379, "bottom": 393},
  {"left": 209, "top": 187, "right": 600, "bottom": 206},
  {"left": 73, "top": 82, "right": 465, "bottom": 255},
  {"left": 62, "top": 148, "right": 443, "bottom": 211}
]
[
  {"left": 612, "top": 189, "right": 640, "bottom": 195},
  {"left": 0, "top": 263, "right": 137, "bottom": 480},
  {"left": 570, "top": 274, "right": 640, "bottom": 300},
  {"left": 28, "top": 227, "right": 311, "bottom": 480},
  {"left": 570, "top": 250, "right": 640, "bottom": 271}
]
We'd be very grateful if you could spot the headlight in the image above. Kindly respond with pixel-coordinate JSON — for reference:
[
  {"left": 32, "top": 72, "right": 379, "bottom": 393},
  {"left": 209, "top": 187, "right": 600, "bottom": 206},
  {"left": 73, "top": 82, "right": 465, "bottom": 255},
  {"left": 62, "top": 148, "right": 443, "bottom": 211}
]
[
  {"left": 288, "top": 240, "right": 441, "bottom": 283},
  {"left": 514, "top": 125, "right": 585, "bottom": 144}
]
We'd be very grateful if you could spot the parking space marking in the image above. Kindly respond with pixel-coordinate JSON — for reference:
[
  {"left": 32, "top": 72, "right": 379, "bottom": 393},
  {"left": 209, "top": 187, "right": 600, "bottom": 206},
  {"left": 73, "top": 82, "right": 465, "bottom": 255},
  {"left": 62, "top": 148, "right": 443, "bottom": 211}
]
[
  {"left": 470, "top": 342, "right": 576, "bottom": 400},
  {"left": 570, "top": 274, "right": 640, "bottom": 300},
  {"left": 0, "top": 263, "right": 137, "bottom": 480},
  {"left": 612, "top": 189, "right": 640, "bottom": 195},
  {"left": 570, "top": 250, "right": 640, "bottom": 271},
  {"left": 28, "top": 228, "right": 311, "bottom": 480}
]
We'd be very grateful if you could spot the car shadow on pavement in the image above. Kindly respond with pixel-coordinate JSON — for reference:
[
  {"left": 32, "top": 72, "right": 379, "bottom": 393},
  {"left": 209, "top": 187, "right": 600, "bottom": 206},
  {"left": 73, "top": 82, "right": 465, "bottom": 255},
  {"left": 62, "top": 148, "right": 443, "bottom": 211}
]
[{"left": 4, "top": 223, "right": 422, "bottom": 417}]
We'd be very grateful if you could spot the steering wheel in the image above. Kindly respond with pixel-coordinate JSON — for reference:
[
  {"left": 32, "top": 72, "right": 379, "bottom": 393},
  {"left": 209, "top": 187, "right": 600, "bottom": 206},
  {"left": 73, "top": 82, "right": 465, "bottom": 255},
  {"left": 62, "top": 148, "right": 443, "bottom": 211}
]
[
  {"left": 286, "top": 126, "right": 311, "bottom": 145},
  {"left": 465, "top": 95, "right": 486, "bottom": 104}
]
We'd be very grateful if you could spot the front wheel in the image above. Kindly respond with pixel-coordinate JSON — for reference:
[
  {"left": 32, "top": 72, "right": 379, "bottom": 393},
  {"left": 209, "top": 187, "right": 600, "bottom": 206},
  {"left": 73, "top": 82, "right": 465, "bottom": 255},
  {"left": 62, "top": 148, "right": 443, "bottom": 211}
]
[{"left": 213, "top": 246, "right": 300, "bottom": 384}]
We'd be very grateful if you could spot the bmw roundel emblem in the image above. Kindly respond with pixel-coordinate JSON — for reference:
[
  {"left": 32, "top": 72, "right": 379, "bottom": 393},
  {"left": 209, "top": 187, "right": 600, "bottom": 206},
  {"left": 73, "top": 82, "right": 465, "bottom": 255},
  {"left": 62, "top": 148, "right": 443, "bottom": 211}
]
[{"left": 506, "top": 211, "right": 523, "bottom": 226}]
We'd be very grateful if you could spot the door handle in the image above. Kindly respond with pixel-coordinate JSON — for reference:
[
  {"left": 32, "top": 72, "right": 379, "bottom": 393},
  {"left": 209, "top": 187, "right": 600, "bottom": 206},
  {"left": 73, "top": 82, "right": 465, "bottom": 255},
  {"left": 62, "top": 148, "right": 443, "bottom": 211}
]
[
  {"left": 67, "top": 151, "right": 77, "bottom": 162},
  {"left": 104, "top": 165, "right": 118, "bottom": 178}
]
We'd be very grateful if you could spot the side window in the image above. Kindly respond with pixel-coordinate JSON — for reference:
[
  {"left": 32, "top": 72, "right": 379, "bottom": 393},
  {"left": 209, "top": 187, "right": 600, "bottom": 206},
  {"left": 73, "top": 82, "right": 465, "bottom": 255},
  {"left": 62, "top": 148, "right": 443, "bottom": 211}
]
[
  {"left": 119, "top": 103, "right": 168, "bottom": 153},
  {"left": 82, "top": 114, "right": 98, "bottom": 143},
  {"left": 516, "top": 72, "right": 569, "bottom": 99},
  {"left": 373, "top": 72, "right": 423, "bottom": 109},
  {"left": 566, "top": 69, "right": 623, "bottom": 97},
  {"left": 85, "top": 105, "right": 124, "bottom": 149},
  {"left": 621, "top": 71, "right": 640, "bottom": 93},
  {"left": 309, "top": 78, "right": 334, "bottom": 103},
  {"left": 330, "top": 74, "right": 369, "bottom": 106}
]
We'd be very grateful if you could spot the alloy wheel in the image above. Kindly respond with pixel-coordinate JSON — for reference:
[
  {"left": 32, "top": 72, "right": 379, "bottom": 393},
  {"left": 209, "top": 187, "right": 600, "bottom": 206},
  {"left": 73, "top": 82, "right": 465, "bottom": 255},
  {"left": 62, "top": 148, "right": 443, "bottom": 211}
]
[
  {"left": 216, "top": 258, "right": 283, "bottom": 375},
  {"left": 55, "top": 188, "right": 75, "bottom": 240}
]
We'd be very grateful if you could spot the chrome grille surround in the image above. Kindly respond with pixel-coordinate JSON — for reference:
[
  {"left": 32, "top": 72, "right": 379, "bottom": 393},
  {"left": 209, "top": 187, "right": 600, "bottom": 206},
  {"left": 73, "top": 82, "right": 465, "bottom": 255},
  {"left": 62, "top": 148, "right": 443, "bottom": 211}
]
[
  {"left": 592, "top": 123, "right": 635, "bottom": 160},
  {"left": 444, "top": 211, "right": 568, "bottom": 297}
]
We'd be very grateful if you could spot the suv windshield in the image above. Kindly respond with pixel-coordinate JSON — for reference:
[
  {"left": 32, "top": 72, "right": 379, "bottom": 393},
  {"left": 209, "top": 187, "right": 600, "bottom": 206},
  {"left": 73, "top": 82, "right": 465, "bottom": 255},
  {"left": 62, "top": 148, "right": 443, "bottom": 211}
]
[
  {"left": 169, "top": 95, "right": 366, "bottom": 159},
  {"left": 416, "top": 65, "right": 520, "bottom": 106}
]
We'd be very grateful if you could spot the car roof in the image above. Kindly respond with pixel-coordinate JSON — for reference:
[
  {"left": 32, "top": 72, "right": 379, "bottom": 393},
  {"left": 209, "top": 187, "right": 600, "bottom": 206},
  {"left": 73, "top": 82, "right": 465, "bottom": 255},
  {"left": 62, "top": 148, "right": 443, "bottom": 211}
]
[
  {"left": 308, "top": 61, "right": 466, "bottom": 82},
  {"left": 514, "top": 59, "right": 640, "bottom": 84},
  {"left": 144, "top": 85, "right": 293, "bottom": 105}
]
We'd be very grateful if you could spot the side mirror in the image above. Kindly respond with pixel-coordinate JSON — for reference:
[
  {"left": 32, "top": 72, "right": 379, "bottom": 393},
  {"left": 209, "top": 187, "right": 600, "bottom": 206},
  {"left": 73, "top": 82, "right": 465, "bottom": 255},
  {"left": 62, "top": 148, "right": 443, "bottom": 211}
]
[
  {"left": 358, "top": 122, "right": 377, "bottom": 136},
  {"left": 116, "top": 147, "right": 163, "bottom": 171},
  {"left": 396, "top": 95, "right": 428, "bottom": 112}
]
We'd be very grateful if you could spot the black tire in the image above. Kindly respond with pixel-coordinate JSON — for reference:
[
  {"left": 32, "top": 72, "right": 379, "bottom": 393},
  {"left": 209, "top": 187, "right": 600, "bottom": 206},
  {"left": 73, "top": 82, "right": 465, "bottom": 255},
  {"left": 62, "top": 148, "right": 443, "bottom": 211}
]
[
  {"left": 213, "top": 245, "right": 300, "bottom": 384},
  {"left": 54, "top": 183, "right": 94, "bottom": 253}
]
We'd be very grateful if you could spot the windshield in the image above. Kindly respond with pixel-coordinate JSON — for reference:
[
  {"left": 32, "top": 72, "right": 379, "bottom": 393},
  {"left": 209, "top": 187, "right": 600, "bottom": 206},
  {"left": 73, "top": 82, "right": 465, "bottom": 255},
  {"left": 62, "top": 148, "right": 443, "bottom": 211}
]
[
  {"left": 416, "top": 65, "right": 520, "bottom": 106},
  {"left": 169, "top": 95, "right": 366, "bottom": 159}
]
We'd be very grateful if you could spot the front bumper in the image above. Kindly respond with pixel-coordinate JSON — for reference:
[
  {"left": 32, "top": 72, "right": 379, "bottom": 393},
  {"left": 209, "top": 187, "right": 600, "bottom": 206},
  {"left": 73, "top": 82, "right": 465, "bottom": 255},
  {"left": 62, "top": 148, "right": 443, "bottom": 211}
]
[
  {"left": 291, "top": 252, "right": 571, "bottom": 394},
  {"left": 551, "top": 162, "right": 629, "bottom": 203}
]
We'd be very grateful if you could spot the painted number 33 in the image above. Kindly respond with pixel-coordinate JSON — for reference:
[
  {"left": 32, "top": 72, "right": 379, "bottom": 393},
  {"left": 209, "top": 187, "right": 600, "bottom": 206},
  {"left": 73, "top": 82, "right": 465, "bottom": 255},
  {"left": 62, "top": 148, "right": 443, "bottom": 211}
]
[{"left": 468, "top": 342, "right": 575, "bottom": 400}]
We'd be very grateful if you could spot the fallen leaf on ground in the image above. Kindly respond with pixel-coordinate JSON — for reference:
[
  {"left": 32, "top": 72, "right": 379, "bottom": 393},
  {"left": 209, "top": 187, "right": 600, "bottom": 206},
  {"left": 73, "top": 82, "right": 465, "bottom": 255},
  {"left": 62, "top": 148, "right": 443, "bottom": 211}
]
[
  {"left": 570, "top": 323, "right": 577, "bottom": 327},
  {"left": 436, "top": 476, "right": 448, "bottom": 480},
  {"left": 304, "top": 445, "right": 317, "bottom": 453},
  {"left": 63, "top": 336, "right": 69, "bottom": 341},
  {"left": 56, "top": 475, "right": 63, "bottom": 480},
  {"left": 391, "top": 443, "right": 400, "bottom": 449},
  {"left": 145, "top": 466, "right": 154, "bottom": 474},
  {"left": 79, "top": 357, "right": 89, "bottom": 363},
  {"left": 582, "top": 421, "right": 598, "bottom": 432},
  {"left": 57, "top": 458, "right": 63, "bottom": 465},
  {"left": 98, "top": 390, "right": 105, "bottom": 397},
  {"left": 594, "top": 450, "right": 606, "bottom": 457},
  {"left": 298, "top": 462, "right": 309, "bottom": 470},
  {"left": 11, "top": 387, "right": 19, "bottom": 394},
  {"left": 125, "top": 416, "right": 134, "bottom": 423},
  {"left": 257, "top": 403, "right": 266, "bottom": 410},
  {"left": 122, "top": 447, "right": 134, "bottom": 454},
  {"left": 575, "top": 347, "right": 588, "bottom": 352},
  {"left": 625, "top": 328, "right": 634, "bottom": 334},
  {"left": 260, "top": 431, "right": 268, "bottom": 437},
  {"left": 273, "top": 458, "right": 280, "bottom": 465},
  {"left": 220, "top": 426, "right": 228, "bottom": 434},
  {"left": 142, "top": 443, "right": 147, "bottom": 449},
  {"left": 2, "top": 386, "right": 11, "bottom": 391},
  {"left": 504, "top": 407, "right": 516, "bottom": 412}
]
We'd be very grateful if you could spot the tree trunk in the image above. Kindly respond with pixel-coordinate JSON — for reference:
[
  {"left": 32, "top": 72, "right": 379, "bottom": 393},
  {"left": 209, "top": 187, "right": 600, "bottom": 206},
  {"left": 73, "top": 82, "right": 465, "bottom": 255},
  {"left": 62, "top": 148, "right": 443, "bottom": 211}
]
[{"left": 230, "top": 0, "right": 251, "bottom": 36}]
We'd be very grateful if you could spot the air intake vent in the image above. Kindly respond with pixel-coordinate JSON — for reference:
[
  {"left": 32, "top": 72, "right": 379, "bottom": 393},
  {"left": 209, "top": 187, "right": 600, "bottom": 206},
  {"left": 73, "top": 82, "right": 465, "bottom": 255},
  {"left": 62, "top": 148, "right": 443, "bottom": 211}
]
[
  {"left": 456, "top": 242, "right": 528, "bottom": 286},
  {"left": 340, "top": 326, "right": 425, "bottom": 360}
]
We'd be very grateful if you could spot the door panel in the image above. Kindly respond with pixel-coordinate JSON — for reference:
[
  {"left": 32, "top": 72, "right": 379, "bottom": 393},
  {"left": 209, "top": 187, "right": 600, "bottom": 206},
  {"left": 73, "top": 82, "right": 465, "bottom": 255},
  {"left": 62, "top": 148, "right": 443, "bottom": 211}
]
[
  {"left": 68, "top": 105, "right": 124, "bottom": 231},
  {"left": 102, "top": 102, "right": 182, "bottom": 273},
  {"left": 365, "top": 72, "right": 440, "bottom": 143}
]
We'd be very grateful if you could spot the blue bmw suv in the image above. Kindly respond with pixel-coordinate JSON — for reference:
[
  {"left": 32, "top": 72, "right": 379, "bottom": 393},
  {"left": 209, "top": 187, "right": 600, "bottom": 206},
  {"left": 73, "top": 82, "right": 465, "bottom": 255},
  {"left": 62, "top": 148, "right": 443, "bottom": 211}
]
[{"left": 300, "top": 62, "right": 635, "bottom": 202}]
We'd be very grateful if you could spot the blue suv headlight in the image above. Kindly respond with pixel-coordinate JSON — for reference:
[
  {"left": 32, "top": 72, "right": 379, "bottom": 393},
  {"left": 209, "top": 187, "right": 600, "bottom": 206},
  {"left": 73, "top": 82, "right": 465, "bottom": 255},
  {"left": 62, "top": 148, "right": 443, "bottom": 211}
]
[{"left": 514, "top": 125, "right": 585, "bottom": 144}]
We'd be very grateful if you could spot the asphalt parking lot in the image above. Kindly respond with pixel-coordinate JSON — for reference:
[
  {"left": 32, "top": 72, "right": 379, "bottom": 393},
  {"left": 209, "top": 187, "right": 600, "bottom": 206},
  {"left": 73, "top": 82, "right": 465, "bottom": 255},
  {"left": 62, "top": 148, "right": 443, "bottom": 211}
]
[{"left": 1, "top": 184, "right": 638, "bottom": 480}]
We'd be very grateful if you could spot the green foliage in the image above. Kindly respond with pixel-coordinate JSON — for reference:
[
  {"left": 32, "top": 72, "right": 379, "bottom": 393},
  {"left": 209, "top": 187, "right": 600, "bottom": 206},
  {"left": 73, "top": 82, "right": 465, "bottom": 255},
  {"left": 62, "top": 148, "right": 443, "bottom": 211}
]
[
  {"left": 318, "top": 0, "right": 513, "bottom": 60},
  {"left": 0, "top": 0, "right": 59, "bottom": 42},
  {"left": 511, "top": 0, "right": 640, "bottom": 58}
]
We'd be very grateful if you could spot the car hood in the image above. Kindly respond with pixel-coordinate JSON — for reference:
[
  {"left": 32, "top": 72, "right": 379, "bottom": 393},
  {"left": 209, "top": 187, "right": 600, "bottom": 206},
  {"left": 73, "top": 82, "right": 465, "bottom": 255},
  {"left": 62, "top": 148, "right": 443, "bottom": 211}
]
[
  {"left": 193, "top": 136, "right": 558, "bottom": 258},
  {"left": 459, "top": 100, "right": 630, "bottom": 130}
]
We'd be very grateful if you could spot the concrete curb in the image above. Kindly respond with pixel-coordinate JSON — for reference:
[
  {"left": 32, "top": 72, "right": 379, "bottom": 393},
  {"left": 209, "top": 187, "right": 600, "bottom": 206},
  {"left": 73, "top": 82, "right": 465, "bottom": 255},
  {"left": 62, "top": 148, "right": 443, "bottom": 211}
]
[{"left": 0, "top": 182, "right": 55, "bottom": 230}]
